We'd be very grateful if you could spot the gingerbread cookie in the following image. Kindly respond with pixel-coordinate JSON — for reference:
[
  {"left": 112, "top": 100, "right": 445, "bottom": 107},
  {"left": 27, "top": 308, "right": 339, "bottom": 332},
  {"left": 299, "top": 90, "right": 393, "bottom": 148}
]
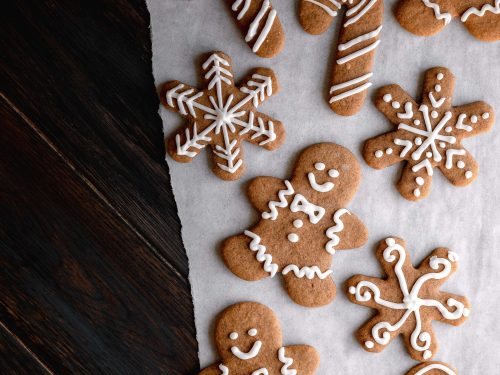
[
  {"left": 298, "top": 0, "right": 384, "bottom": 116},
  {"left": 363, "top": 67, "right": 494, "bottom": 201},
  {"left": 225, "top": 0, "right": 285, "bottom": 57},
  {"left": 395, "top": 0, "right": 500, "bottom": 41},
  {"left": 222, "top": 143, "right": 368, "bottom": 307},
  {"left": 199, "top": 302, "right": 320, "bottom": 375},
  {"left": 345, "top": 237, "right": 471, "bottom": 361},
  {"left": 406, "top": 361, "right": 458, "bottom": 374},
  {"left": 160, "top": 51, "right": 285, "bottom": 181}
]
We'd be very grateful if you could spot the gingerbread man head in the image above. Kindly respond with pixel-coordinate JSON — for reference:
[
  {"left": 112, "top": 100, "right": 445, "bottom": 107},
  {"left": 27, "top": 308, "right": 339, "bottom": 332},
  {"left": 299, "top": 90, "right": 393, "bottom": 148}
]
[
  {"left": 222, "top": 143, "right": 368, "bottom": 307},
  {"left": 199, "top": 302, "right": 320, "bottom": 375}
]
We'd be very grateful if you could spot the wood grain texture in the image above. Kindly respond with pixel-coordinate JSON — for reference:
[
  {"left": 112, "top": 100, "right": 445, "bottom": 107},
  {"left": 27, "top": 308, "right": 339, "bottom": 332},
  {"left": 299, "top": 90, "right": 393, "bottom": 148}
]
[{"left": 0, "top": 99, "right": 197, "bottom": 374}]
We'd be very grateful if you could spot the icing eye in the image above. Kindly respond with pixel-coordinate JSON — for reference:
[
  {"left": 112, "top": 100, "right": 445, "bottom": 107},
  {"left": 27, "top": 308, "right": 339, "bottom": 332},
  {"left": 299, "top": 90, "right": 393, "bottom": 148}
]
[
  {"left": 328, "top": 169, "right": 339, "bottom": 178},
  {"left": 229, "top": 332, "right": 238, "bottom": 340},
  {"left": 248, "top": 328, "right": 257, "bottom": 336},
  {"left": 314, "top": 162, "right": 325, "bottom": 171}
]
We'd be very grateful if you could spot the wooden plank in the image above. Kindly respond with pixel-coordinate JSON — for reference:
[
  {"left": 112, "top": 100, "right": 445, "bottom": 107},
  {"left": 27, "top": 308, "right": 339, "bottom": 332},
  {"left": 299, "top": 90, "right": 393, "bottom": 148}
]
[
  {"left": 0, "top": 99, "right": 198, "bottom": 374},
  {"left": 0, "top": 324, "right": 53, "bottom": 375},
  {"left": 0, "top": 0, "right": 188, "bottom": 276}
]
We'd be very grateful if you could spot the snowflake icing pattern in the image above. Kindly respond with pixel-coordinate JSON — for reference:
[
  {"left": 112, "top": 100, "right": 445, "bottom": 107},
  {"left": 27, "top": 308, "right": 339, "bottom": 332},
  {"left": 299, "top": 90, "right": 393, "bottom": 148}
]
[
  {"left": 160, "top": 51, "right": 285, "bottom": 180},
  {"left": 346, "top": 237, "right": 471, "bottom": 361},
  {"left": 363, "top": 67, "right": 494, "bottom": 201}
]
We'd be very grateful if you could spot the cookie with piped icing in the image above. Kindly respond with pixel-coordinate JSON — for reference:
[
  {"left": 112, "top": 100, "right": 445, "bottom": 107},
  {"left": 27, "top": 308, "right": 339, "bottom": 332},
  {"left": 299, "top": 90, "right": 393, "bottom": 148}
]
[
  {"left": 395, "top": 0, "right": 500, "bottom": 41},
  {"left": 199, "top": 302, "right": 320, "bottom": 375},
  {"left": 406, "top": 361, "right": 458, "bottom": 374},
  {"left": 222, "top": 143, "right": 368, "bottom": 307}
]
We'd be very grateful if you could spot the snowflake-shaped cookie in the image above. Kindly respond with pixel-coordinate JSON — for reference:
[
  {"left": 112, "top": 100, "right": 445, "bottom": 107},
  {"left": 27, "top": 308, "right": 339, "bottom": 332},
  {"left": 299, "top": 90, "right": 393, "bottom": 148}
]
[
  {"left": 395, "top": 0, "right": 500, "bottom": 42},
  {"left": 346, "top": 237, "right": 471, "bottom": 361},
  {"left": 298, "top": 0, "right": 384, "bottom": 115},
  {"left": 363, "top": 67, "right": 494, "bottom": 201},
  {"left": 160, "top": 51, "right": 285, "bottom": 180},
  {"left": 406, "top": 361, "right": 458, "bottom": 375},
  {"left": 222, "top": 143, "right": 368, "bottom": 307},
  {"left": 199, "top": 302, "right": 320, "bottom": 375}
]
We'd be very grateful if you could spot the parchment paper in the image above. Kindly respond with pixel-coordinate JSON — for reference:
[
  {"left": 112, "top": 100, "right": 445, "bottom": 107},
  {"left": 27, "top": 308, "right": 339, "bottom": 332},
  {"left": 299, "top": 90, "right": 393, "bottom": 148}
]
[{"left": 147, "top": 1, "right": 500, "bottom": 373}]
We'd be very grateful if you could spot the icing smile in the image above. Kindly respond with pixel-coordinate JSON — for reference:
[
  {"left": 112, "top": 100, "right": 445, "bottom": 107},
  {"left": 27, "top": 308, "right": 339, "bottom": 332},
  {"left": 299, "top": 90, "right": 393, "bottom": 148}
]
[
  {"left": 308, "top": 172, "right": 334, "bottom": 192},
  {"left": 231, "top": 340, "right": 262, "bottom": 360}
]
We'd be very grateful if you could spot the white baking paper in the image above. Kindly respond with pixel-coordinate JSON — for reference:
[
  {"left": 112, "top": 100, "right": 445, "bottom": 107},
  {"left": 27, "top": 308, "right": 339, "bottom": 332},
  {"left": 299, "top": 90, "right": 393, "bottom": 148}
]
[{"left": 147, "top": 1, "right": 500, "bottom": 373}]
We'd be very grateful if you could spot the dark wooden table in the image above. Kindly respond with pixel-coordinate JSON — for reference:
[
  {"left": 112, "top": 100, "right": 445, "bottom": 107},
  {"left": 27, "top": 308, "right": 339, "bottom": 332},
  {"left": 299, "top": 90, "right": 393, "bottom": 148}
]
[{"left": 0, "top": 1, "right": 197, "bottom": 373}]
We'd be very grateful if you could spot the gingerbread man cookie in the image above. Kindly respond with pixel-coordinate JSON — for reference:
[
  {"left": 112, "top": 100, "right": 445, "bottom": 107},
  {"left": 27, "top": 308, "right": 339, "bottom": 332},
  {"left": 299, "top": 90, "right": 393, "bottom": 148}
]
[
  {"left": 298, "top": 0, "right": 384, "bottom": 116},
  {"left": 363, "top": 67, "right": 495, "bottom": 201},
  {"left": 222, "top": 143, "right": 368, "bottom": 307},
  {"left": 395, "top": 0, "right": 500, "bottom": 41},
  {"left": 346, "top": 237, "right": 471, "bottom": 361},
  {"left": 199, "top": 302, "right": 320, "bottom": 375},
  {"left": 160, "top": 51, "right": 285, "bottom": 181},
  {"left": 225, "top": 0, "right": 285, "bottom": 57},
  {"left": 406, "top": 361, "right": 458, "bottom": 374}
]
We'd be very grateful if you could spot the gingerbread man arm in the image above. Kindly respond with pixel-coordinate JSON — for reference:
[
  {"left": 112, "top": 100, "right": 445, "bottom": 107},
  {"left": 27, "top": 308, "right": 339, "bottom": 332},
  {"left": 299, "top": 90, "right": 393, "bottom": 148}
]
[
  {"left": 394, "top": 0, "right": 456, "bottom": 37},
  {"left": 280, "top": 345, "right": 320, "bottom": 375},
  {"left": 298, "top": 0, "right": 340, "bottom": 35},
  {"left": 247, "top": 177, "right": 291, "bottom": 213},
  {"left": 329, "top": 210, "right": 368, "bottom": 251},
  {"left": 199, "top": 363, "right": 224, "bottom": 375}
]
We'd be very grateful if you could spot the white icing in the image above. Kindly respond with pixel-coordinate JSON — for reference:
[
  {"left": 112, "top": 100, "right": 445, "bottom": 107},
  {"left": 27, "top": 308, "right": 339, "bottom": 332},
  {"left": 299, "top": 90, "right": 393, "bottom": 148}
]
[
  {"left": 457, "top": 160, "right": 465, "bottom": 169},
  {"left": 455, "top": 114, "right": 472, "bottom": 132},
  {"left": 345, "top": 0, "right": 378, "bottom": 27},
  {"left": 383, "top": 94, "right": 392, "bottom": 102},
  {"left": 437, "top": 73, "right": 444, "bottom": 80},
  {"left": 315, "top": 162, "right": 325, "bottom": 170},
  {"left": 248, "top": 328, "right": 257, "bottom": 336},
  {"left": 448, "top": 251, "right": 459, "bottom": 262},
  {"left": 338, "top": 25, "right": 383, "bottom": 51},
  {"left": 482, "top": 112, "right": 490, "bottom": 119},
  {"left": 412, "top": 159, "right": 434, "bottom": 176},
  {"left": 386, "top": 148, "right": 393, "bottom": 155},
  {"left": 375, "top": 150, "right": 384, "bottom": 158},
  {"left": 244, "top": 230, "right": 279, "bottom": 277},
  {"left": 219, "top": 364, "right": 229, "bottom": 375},
  {"left": 445, "top": 149, "right": 466, "bottom": 169},
  {"left": 421, "top": 0, "right": 452, "bottom": 24},
  {"left": 429, "top": 92, "right": 445, "bottom": 108},
  {"left": 282, "top": 265, "right": 332, "bottom": 279},
  {"left": 251, "top": 368, "right": 269, "bottom": 375},
  {"left": 305, "top": 0, "right": 338, "bottom": 17},
  {"left": 435, "top": 84, "right": 441, "bottom": 92},
  {"left": 414, "top": 119, "right": 421, "bottom": 125},
  {"left": 415, "top": 137, "right": 422, "bottom": 146},
  {"left": 230, "top": 332, "right": 239, "bottom": 340},
  {"left": 426, "top": 151, "right": 433, "bottom": 158},
  {"left": 439, "top": 142, "right": 446, "bottom": 148},
  {"left": 416, "top": 177, "right": 425, "bottom": 186},
  {"left": 329, "top": 73, "right": 373, "bottom": 103},
  {"left": 392, "top": 101, "right": 401, "bottom": 109},
  {"left": 290, "top": 194, "right": 326, "bottom": 224},
  {"left": 336, "top": 40, "right": 380, "bottom": 65},
  {"left": 397, "top": 102, "right": 414, "bottom": 119},
  {"left": 278, "top": 347, "right": 297, "bottom": 375},
  {"left": 232, "top": 0, "right": 252, "bottom": 20},
  {"left": 414, "top": 363, "right": 456, "bottom": 375},
  {"left": 461, "top": 0, "right": 500, "bottom": 22},
  {"left": 413, "top": 188, "right": 421, "bottom": 197},
  {"left": 325, "top": 208, "right": 350, "bottom": 254},
  {"left": 231, "top": 340, "right": 262, "bottom": 360},
  {"left": 445, "top": 126, "right": 452, "bottom": 132},
  {"left": 252, "top": 9, "right": 277, "bottom": 53},
  {"left": 293, "top": 219, "right": 303, "bottom": 228},
  {"left": 245, "top": 0, "right": 274, "bottom": 51},
  {"left": 394, "top": 138, "right": 413, "bottom": 157},
  {"left": 308, "top": 171, "right": 335, "bottom": 192},
  {"left": 465, "top": 171, "right": 473, "bottom": 179},
  {"left": 471, "top": 115, "right": 478, "bottom": 123},
  {"left": 288, "top": 233, "right": 299, "bottom": 243},
  {"left": 365, "top": 341, "right": 374, "bottom": 349},
  {"left": 329, "top": 169, "right": 340, "bottom": 177},
  {"left": 262, "top": 181, "right": 294, "bottom": 220},
  {"left": 350, "top": 238, "right": 469, "bottom": 360},
  {"left": 431, "top": 110, "right": 438, "bottom": 118}
]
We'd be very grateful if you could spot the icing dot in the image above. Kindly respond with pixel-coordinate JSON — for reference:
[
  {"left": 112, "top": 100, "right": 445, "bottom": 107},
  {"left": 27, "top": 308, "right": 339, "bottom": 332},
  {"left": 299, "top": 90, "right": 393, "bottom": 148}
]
[
  {"left": 463, "top": 308, "right": 470, "bottom": 317},
  {"left": 365, "top": 341, "right": 374, "bottom": 349},
  {"left": 465, "top": 171, "right": 473, "bottom": 179},
  {"left": 471, "top": 115, "right": 478, "bottom": 123},
  {"left": 293, "top": 219, "right": 303, "bottom": 228},
  {"left": 248, "top": 328, "right": 257, "bottom": 336},
  {"left": 413, "top": 188, "right": 421, "bottom": 197},
  {"left": 229, "top": 332, "right": 238, "bottom": 340},
  {"left": 383, "top": 94, "right": 392, "bottom": 102},
  {"left": 392, "top": 101, "right": 400, "bottom": 109},
  {"left": 482, "top": 112, "right": 490, "bottom": 119},
  {"left": 423, "top": 350, "right": 432, "bottom": 360},
  {"left": 416, "top": 177, "right": 424, "bottom": 186},
  {"left": 386, "top": 238, "right": 396, "bottom": 246},
  {"left": 435, "top": 84, "right": 441, "bottom": 92},
  {"left": 447, "top": 251, "right": 459, "bottom": 262},
  {"left": 375, "top": 150, "right": 384, "bottom": 158},
  {"left": 386, "top": 148, "right": 393, "bottom": 155},
  {"left": 431, "top": 110, "right": 438, "bottom": 118},
  {"left": 426, "top": 151, "right": 432, "bottom": 158},
  {"left": 413, "top": 119, "right": 421, "bottom": 126},
  {"left": 445, "top": 126, "right": 452, "bottom": 133},
  {"left": 328, "top": 169, "right": 340, "bottom": 178},
  {"left": 437, "top": 73, "right": 444, "bottom": 80},
  {"left": 288, "top": 233, "right": 299, "bottom": 243},
  {"left": 457, "top": 160, "right": 465, "bottom": 169},
  {"left": 439, "top": 142, "right": 446, "bottom": 148},
  {"left": 315, "top": 162, "right": 325, "bottom": 171},
  {"left": 415, "top": 137, "right": 423, "bottom": 146},
  {"left": 348, "top": 286, "right": 356, "bottom": 294}
]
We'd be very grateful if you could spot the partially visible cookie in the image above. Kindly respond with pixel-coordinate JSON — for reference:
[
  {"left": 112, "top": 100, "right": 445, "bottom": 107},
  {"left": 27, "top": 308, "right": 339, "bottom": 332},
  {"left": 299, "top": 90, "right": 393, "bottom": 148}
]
[
  {"left": 345, "top": 237, "right": 471, "bottom": 361},
  {"left": 225, "top": 0, "right": 285, "bottom": 57},
  {"left": 199, "top": 302, "right": 320, "bottom": 375},
  {"left": 395, "top": 0, "right": 500, "bottom": 41},
  {"left": 406, "top": 361, "right": 458, "bottom": 374},
  {"left": 222, "top": 143, "right": 368, "bottom": 307},
  {"left": 363, "top": 67, "right": 495, "bottom": 201}
]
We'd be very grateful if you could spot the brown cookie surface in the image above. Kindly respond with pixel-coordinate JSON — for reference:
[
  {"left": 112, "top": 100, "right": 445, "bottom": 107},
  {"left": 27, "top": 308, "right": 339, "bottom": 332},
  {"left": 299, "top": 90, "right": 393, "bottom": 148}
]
[
  {"left": 222, "top": 143, "right": 368, "bottom": 307},
  {"left": 199, "top": 302, "right": 320, "bottom": 375},
  {"left": 345, "top": 237, "right": 471, "bottom": 361},
  {"left": 406, "top": 361, "right": 458, "bottom": 374},
  {"left": 225, "top": 0, "right": 285, "bottom": 58},
  {"left": 363, "top": 67, "right": 495, "bottom": 201},
  {"left": 160, "top": 51, "right": 285, "bottom": 181},
  {"left": 299, "top": 0, "right": 384, "bottom": 116},
  {"left": 395, "top": 0, "right": 500, "bottom": 41}
]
